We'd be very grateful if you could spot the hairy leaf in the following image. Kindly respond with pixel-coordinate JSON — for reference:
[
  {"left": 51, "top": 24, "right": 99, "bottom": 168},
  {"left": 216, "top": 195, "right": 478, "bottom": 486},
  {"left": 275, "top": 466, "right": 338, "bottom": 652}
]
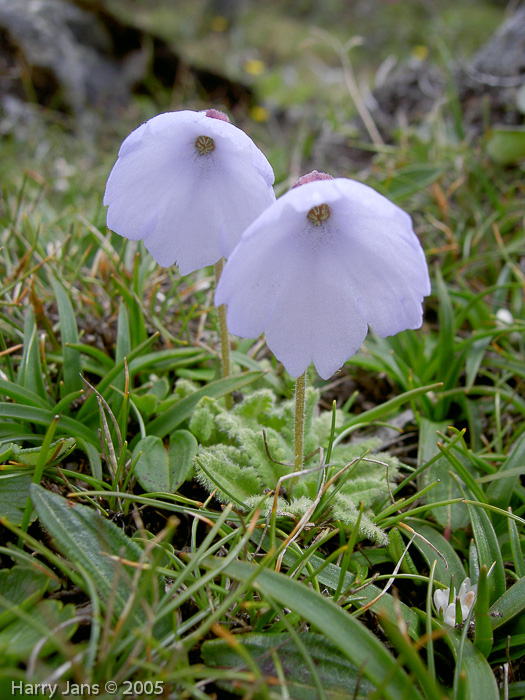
[{"left": 202, "top": 632, "right": 376, "bottom": 699}]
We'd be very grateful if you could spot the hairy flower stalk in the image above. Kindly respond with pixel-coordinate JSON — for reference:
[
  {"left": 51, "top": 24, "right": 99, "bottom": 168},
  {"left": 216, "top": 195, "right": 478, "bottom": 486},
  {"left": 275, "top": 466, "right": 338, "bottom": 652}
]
[
  {"left": 293, "top": 371, "right": 307, "bottom": 473},
  {"left": 215, "top": 258, "right": 232, "bottom": 408}
]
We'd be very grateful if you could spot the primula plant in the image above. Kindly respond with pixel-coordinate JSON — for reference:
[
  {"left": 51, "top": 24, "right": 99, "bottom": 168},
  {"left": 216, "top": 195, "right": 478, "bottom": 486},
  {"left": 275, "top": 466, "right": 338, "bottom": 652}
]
[
  {"left": 3, "top": 8, "right": 525, "bottom": 695},
  {"left": 217, "top": 169, "right": 430, "bottom": 478}
]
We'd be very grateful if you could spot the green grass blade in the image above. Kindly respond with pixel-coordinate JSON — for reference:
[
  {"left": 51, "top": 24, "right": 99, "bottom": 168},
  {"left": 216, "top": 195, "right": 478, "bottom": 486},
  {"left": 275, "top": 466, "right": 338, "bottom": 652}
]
[
  {"left": 489, "top": 576, "right": 525, "bottom": 630},
  {"left": 419, "top": 612, "right": 499, "bottom": 700},
  {"left": 128, "top": 347, "right": 208, "bottom": 374},
  {"left": 0, "top": 378, "right": 51, "bottom": 409},
  {"left": 465, "top": 497, "right": 506, "bottom": 603},
  {"left": 473, "top": 565, "right": 493, "bottom": 657},
  {"left": 418, "top": 418, "right": 471, "bottom": 530},
  {"left": 380, "top": 611, "right": 444, "bottom": 700},
  {"left": 112, "top": 301, "right": 131, "bottom": 427},
  {"left": 407, "top": 520, "right": 466, "bottom": 587},
  {"left": 76, "top": 332, "right": 160, "bottom": 420},
  {"left": 0, "top": 402, "right": 98, "bottom": 446},
  {"left": 486, "top": 431, "right": 525, "bottom": 511},
  {"left": 19, "top": 416, "right": 59, "bottom": 541},
  {"left": 49, "top": 275, "right": 83, "bottom": 396},
  {"left": 338, "top": 382, "right": 443, "bottom": 434},
  {"left": 66, "top": 343, "right": 115, "bottom": 371},
  {"left": 507, "top": 509, "right": 525, "bottom": 578},
  {"left": 208, "top": 558, "right": 424, "bottom": 700},
  {"left": 18, "top": 308, "right": 48, "bottom": 403}
]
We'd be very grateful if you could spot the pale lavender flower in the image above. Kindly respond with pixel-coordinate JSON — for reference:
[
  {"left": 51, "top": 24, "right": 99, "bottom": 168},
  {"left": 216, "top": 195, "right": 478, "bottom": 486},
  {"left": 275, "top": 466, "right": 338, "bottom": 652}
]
[
  {"left": 215, "top": 171, "right": 431, "bottom": 379},
  {"left": 104, "top": 109, "right": 275, "bottom": 275},
  {"left": 434, "top": 578, "right": 477, "bottom": 626}
]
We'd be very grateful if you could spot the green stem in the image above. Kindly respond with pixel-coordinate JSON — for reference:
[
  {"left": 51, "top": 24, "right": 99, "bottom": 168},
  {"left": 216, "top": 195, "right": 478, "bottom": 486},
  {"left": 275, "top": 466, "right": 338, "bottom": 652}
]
[
  {"left": 215, "top": 259, "right": 232, "bottom": 410},
  {"left": 294, "top": 371, "right": 307, "bottom": 473}
]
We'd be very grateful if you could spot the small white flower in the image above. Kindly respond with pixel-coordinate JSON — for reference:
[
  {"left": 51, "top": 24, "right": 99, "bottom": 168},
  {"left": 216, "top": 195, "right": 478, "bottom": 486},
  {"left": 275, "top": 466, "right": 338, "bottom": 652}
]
[
  {"left": 104, "top": 109, "right": 275, "bottom": 275},
  {"left": 496, "top": 308, "right": 514, "bottom": 326},
  {"left": 434, "top": 577, "right": 477, "bottom": 626},
  {"left": 496, "top": 308, "right": 521, "bottom": 343},
  {"left": 215, "top": 171, "right": 430, "bottom": 379}
]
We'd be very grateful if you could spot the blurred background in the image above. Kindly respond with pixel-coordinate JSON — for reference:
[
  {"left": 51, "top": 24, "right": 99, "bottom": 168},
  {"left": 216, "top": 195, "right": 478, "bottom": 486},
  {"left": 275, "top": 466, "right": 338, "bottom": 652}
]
[{"left": 0, "top": 0, "right": 523, "bottom": 211}]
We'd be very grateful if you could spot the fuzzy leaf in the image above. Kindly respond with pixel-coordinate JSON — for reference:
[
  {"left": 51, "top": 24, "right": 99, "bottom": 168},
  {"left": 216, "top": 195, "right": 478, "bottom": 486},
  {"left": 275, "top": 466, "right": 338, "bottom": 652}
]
[
  {"left": 193, "top": 390, "right": 398, "bottom": 542},
  {"left": 195, "top": 445, "right": 262, "bottom": 505},
  {"left": 0, "top": 566, "right": 51, "bottom": 630},
  {"left": 0, "top": 599, "right": 76, "bottom": 660},
  {"left": 190, "top": 396, "right": 224, "bottom": 445},
  {"left": 202, "top": 632, "right": 376, "bottom": 699},
  {"left": 331, "top": 493, "right": 389, "bottom": 545},
  {"left": 216, "top": 411, "right": 290, "bottom": 487},
  {"left": 234, "top": 389, "right": 276, "bottom": 424},
  {"left": 30, "top": 484, "right": 149, "bottom": 621},
  {"left": 145, "top": 370, "right": 264, "bottom": 441},
  {"left": 0, "top": 474, "right": 37, "bottom": 526}
]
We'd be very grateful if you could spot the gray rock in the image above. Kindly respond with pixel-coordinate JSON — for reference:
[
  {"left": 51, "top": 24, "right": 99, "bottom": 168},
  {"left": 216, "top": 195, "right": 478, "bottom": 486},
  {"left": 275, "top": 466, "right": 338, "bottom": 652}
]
[
  {"left": 0, "top": 0, "right": 253, "bottom": 134},
  {"left": 469, "top": 6, "right": 525, "bottom": 80},
  {"left": 371, "top": 7, "right": 525, "bottom": 136},
  {"left": 0, "top": 0, "right": 145, "bottom": 120}
]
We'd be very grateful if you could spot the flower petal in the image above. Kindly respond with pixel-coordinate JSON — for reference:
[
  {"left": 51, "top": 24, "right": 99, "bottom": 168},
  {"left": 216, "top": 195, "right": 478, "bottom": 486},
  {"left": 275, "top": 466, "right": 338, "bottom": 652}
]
[
  {"left": 319, "top": 180, "right": 430, "bottom": 336},
  {"left": 217, "top": 176, "right": 430, "bottom": 379},
  {"left": 264, "top": 250, "right": 368, "bottom": 379},
  {"left": 216, "top": 196, "right": 307, "bottom": 336},
  {"left": 104, "top": 110, "right": 275, "bottom": 273},
  {"left": 443, "top": 603, "right": 457, "bottom": 626},
  {"left": 144, "top": 170, "right": 223, "bottom": 272},
  {"left": 217, "top": 197, "right": 368, "bottom": 378},
  {"left": 104, "top": 113, "right": 198, "bottom": 242},
  {"left": 338, "top": 227, "right": 429, "bottom": 336},
  {"left": 433, "top": 588, "right": 449, "bottom": 613}
]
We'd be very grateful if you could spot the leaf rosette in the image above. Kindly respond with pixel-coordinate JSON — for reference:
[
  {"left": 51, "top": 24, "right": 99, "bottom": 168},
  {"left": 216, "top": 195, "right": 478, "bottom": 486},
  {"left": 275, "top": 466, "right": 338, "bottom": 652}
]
[{"left": 191, "top": 388, "right": 399, "bottom": 543}]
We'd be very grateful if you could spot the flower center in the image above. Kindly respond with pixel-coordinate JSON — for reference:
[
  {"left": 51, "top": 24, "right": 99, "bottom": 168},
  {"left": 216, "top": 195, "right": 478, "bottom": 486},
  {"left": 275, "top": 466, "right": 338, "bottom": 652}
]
[
  {"left": 307, "top": 203, "right": 331, "bottom": 226},
  {"left": 195, "top": 135, "right": 215, "bottom": 155}
]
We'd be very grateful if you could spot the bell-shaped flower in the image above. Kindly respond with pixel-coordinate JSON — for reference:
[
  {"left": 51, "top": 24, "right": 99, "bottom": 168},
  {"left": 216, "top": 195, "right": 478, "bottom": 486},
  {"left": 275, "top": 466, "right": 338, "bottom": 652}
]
[
  {"left": 434, "top": 577, "right": 477, "bottom": 626},
  {"left": 215, "top": 171, "right": 431, "bottom": 380},
  {"left": 103, "top": 109, "right": 275, "bottom": 275}
]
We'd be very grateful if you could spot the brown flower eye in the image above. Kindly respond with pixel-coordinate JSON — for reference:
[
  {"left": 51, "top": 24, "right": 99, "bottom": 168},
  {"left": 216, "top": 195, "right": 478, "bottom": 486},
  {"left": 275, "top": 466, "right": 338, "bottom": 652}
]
[
  {"left": 306, "top": 203, "right": 331, "bottom": 226},
  {"left": 195, "top": 135, "right": 215, "bottom": 155}
]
